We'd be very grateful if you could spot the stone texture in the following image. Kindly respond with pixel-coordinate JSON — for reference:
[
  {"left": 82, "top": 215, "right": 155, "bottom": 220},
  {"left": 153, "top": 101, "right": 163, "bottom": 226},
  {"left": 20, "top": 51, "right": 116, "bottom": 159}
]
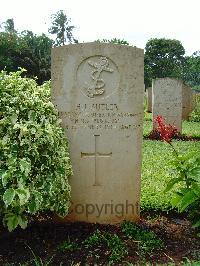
[
  {"left": 51, "top": 43, "right": 144, "bottom": 224},
  {"left": 182, "top": 84, "right": 193, "bottom": 120},
  {"left": 147, "top": 87, "right": 152, "bottom": 112},
  {"left": 152, "top": 78, "right": 182, "bottom": 132}
]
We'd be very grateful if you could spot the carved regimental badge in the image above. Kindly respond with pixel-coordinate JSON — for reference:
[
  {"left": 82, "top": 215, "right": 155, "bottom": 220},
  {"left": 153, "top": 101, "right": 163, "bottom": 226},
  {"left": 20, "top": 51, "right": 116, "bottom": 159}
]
[{"left": 77, "top": 56, "right": 119, "bottom": 99}]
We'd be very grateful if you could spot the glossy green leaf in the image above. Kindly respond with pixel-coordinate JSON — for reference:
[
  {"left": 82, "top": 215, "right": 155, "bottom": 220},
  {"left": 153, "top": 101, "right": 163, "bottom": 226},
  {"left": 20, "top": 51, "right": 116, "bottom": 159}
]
[
  {"left": 3, "top": 188, "right": 15, "bottom": 207},
  {"left": 164, "top": 177, "right": 183, "bottom": 192},
  {"left": 19, "top": 158, "right": 31, "bottom": 176},
  {"left": 4, "top": 213, "right": 19, "bottom": 232},
  {"left": 171, "top": 194, "right": 182, "bottom": 208},
  {"left": 179, "top": 190, "right": 198, "bottom": 212},
  {"left": 16, "top": 188, "right": 30, "bottom": 205},
  {"left": 18, "top": 215, "right": 28, "bottom": 229}
]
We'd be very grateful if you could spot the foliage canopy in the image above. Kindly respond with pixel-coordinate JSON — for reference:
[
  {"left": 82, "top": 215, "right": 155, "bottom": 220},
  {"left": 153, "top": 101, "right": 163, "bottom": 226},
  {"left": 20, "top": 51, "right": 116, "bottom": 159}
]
[
  {"left": 144, "top": 38, "right": 185, "bottom": 87},
  {"left": 0, "top": 29, "right": 52, "bottom": 84},
  {"left": 183, "top": 51, "right": 200, "bottom": 89}
]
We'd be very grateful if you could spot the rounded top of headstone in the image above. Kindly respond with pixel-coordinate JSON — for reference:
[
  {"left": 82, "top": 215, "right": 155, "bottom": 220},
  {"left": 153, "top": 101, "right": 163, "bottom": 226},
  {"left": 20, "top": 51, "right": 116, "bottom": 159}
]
[{"left": 51, "top": 42, "right": 143, "bottom": 52}]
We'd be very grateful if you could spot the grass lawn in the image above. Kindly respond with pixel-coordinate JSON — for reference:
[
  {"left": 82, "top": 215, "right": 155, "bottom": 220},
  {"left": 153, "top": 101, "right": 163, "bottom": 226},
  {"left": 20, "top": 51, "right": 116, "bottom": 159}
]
[{"left": 182, "top": 121, "right": 200, "bottom": 137}]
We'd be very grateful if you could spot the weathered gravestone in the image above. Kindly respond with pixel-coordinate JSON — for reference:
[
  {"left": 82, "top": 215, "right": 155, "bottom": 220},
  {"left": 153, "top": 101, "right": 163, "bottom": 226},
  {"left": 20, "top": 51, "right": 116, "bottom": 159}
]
[
  {"left": 182, "top": 84, "right": 193, "bottom": 120},
  {"left": 152, "top": 78, "right": 182, "bottom": 132},
  {"left": 147, "top": 87, "right": 152, "bottom": 112},
  {"left": 51, "top": 43, "right": 144, "bottom": 224}
]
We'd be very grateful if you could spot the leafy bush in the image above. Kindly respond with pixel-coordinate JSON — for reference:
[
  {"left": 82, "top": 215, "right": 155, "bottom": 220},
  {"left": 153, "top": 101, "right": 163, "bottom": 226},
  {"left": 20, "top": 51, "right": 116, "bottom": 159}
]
[{"left": 0, "top": 70, "right": 72, "bottom": 231}]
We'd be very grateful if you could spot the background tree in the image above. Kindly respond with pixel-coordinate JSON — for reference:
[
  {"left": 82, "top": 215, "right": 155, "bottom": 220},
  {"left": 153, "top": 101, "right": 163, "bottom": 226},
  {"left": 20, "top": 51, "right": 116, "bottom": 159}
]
[
  {"left": 144, "top": 38, "right": 185, "bottom": 87},
  {"left": 0, "top": 31, "right": 20, "bottom": 71},
  {"left": 183, "top": 51, "right": 200, "bottom": 90},
  {"left": 1, "top": 18, "right": 17, "bottom": 33},
  {"left": 20, "top": 31, "right": 53, "bottom": 84},
  {"left": 48, "top": 10, "right": 76, "bottom": 46},
  {"left": 0, "top": 19, "right": 53, "bottom": 84},
  {"left": 0, "top": 18, "right": 21, "bottom": 72}
]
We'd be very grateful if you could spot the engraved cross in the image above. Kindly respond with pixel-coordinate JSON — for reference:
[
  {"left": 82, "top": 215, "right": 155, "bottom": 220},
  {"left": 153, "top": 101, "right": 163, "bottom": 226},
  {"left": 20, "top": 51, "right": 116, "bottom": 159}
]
[{"left": 81, "top": 134, "right": 112, "bottom": 186}]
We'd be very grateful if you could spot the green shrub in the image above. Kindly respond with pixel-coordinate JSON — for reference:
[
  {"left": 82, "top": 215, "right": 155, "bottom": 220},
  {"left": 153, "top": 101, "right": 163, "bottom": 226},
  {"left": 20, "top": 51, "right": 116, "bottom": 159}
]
[{"left": 0, "top": 70, "right": 72, "bottom": 231}]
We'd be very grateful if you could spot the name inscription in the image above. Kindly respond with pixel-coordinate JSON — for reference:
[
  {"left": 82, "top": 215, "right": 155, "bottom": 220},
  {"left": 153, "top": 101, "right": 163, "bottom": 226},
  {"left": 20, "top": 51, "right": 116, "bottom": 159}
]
[{"left": 60, "top": 103, "right": 142, "bottom": 131}]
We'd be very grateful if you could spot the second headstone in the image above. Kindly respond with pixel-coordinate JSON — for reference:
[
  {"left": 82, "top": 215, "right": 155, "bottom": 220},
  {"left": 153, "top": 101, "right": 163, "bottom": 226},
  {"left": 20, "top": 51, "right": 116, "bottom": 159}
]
[{"left": 152, "top": 78, "right": 182, "bottom": 132}]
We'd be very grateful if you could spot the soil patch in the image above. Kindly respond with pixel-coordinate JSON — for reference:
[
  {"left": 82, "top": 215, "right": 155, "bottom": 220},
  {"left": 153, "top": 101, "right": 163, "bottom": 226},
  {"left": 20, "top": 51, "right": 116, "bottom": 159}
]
[{"left": 0, "top": 212, "right": 199, "bottom": 265}]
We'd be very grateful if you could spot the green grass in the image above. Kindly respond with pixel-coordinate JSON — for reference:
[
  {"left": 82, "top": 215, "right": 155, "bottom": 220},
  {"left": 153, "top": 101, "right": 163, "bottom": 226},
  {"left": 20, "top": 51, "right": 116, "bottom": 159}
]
[
  {"left": 121, "top": 221, "right": 163, "bottom": 254},
  {"left": 144, "top": 112, "right": 152, "bottom": 121},
  {"left": 141, "top": 140, "right": 200, "bottom": 211},
  {"left": 182, "top": 121, "right": 200, "bottom": 137},
  {"left": 84, "top": 229, "right": 128, "bottom": 263},
  {"left": 143, "top": 120, "right": 152, "bottom": 136}
]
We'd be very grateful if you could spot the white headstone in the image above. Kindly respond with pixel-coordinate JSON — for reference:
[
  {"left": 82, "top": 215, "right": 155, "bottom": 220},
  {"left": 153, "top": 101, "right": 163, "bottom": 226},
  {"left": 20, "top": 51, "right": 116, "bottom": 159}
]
[
  {"left": 51, "top": 43, "right": 144, "bottom": 224},
  {"left": 152, "top": 78, "right": 182, "bottom": 132},
  {"left": 147, "top": 87, "right": 152, "bottom": 112},
  {"left": 182, "top": 84, "right": 193, "bottom": 120}
]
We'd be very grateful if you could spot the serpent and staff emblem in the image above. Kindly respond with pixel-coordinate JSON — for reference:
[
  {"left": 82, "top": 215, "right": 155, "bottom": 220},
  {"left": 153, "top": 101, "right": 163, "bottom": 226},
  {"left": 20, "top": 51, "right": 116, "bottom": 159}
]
[{"left": 85, "top": 57, "right": 114, "bottom": 98}]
